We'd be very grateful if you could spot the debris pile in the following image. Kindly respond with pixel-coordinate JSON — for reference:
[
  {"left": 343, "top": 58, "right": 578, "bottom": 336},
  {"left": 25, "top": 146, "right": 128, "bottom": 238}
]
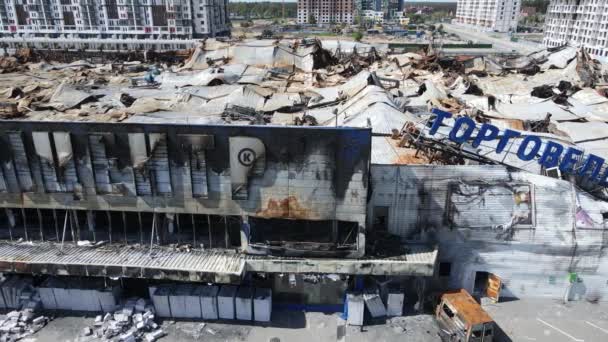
[
  {"left": 0, "top": 39, "right": 607, "bottom": 199},
  {"left": 0, "top": 276, "right": 50, "bottom": 341},
  {"left": 0, "top": 307, "right": 49, "bottom": 341},
  {"left": 80, "top": 298, "right": 165, "bottom": 342}
]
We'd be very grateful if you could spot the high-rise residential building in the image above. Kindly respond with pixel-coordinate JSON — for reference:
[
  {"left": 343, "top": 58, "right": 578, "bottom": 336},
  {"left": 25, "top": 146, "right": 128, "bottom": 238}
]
[
  {"left": 0, "top": 0, "right": 230, "bottom": 39},
  {"left": 357, "top": 0, "right": 402, "bottom": 19},
  {"left": 297, "top": 0, "right": 355, "bottom": 25},
  {"left": 543, "top": 0, "right": 608, "bottom": 59},
  {"left": 454, "top": 0, "right": 521, "bottom": 32},
  {"left": 359, "top": 0, "right": 382, "bottom": 12}
]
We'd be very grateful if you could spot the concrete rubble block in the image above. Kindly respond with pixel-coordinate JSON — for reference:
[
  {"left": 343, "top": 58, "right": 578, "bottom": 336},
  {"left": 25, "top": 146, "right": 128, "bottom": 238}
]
[
  {"left": 386, "top": 291, "right": 405, "bottom": 317},
  {"left": 133, "top": 313, "right": 143, "bottom": 322},
  {"left": 197, "top": 285, "right": 219, "bottom": 320},
  {"left": 135, "top": 298, "right": 147, "bottom": 312},
  {"left": 235, "top": 287, "right": 253, "bottom": 321},
  {"left": 253, "top": 288, "right": 272, "bottom": 322},
  {"left": 144, "top": 304, "right": 156, "bottom": 315},
  {"left": 31, "top": 316, "right": 45, "bottom": 325},
  {"left": 363, "top": 293, "right": 387, "bottom": 318},
  {"left": 118, "top": 330, "right": 136, "bottom": 342},
  {"left": 82, "top": 326, "right": 92, "bottom": 336},
  {"left": 6, "top": 311, "right": 20, "bottom": 320},
  {"left": 168, "top": 284, "right": 190, "bottom": 319},
  {"left": 149, "top": 285, "right": 172, "bottom": 318},
  {"left": 144, "top": 329, "right": 165, "bottom": 342},
  {"left": 346, "top": 293, "right": 364, "bottom": 326},
  {"left": 122, "top": 307, "right": 134, "bottom": 317},
  {"left": 19, "top": 309, "right": 34, "bottom": 322},
  {"left": 218, "top": 285, "right": 238, "bottom": 320},
  {"left": 136, "top": 321, "right": 145, "bottom": 330},
  {"left": 113, "top": 313, "right": 129, "bottom": 323}
]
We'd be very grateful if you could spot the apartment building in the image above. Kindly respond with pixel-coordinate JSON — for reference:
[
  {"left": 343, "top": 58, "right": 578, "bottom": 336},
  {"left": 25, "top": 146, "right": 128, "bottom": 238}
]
[
  {"left": 297, "top": 0, "right": 355, "bottom": 25},
  {"left": 0, "top": 0, "right": 229, "bottom": 39},
  {"left": 454, "top": 0, "right": 521, "bottom": 32},
  {"left": 358, "top": 0, "right": 403, "bottom": 19},
  {"left": 543, "top": 0, "right": 608, "bottom": 59}
]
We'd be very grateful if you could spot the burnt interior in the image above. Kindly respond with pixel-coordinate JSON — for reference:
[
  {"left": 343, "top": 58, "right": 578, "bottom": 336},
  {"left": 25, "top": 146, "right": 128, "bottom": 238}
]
[
  {"left": 248, "top": 217, "right": 358, "bottom": 253},
  {"left": 0, "top": 208, "right": 241, "bottom": 249}
]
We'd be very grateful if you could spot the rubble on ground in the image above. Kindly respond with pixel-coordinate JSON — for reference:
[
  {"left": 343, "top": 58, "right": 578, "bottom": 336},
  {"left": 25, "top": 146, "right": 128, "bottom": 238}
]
[
  {"left": 78, "top": 298, "right": 164, "bottom": 342},
  {"left": 0, "top": 276, "right": 50, "bottom": 342},
  {"left": 0, "top": 307, "right": 49, "bottom": 341}
]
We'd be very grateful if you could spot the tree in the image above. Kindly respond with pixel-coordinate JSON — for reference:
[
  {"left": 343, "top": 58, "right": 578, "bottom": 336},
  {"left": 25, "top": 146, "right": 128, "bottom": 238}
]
[
  {"left": 308, "top": 14, "right": 317, "bottom": 25},
  {"left": 353, "top": 31, "right": 363, "bottom": 42},
  {"left": 410, "top": 14, "right": 424, "bottom": 25}
]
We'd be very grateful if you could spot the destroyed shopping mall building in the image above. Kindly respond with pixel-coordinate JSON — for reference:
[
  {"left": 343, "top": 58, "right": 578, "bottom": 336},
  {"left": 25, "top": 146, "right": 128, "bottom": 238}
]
[{"left": 0, "top": 39, "right": 607, "bottom": 312}]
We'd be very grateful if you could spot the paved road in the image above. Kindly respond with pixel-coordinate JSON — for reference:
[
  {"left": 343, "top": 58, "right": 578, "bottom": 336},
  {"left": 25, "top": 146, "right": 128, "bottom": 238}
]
[
  {"left": 443, "top": 23, "right": 544, "bottom": 55},
  {"left": 484, "top": 298, "right": 608, "bottom": 342}
]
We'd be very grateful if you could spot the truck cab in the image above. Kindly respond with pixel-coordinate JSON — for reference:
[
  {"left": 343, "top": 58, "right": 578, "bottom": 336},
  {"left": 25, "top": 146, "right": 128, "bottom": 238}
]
[{"left": 435, "top": 289, "right": 494, "bottom": 342}]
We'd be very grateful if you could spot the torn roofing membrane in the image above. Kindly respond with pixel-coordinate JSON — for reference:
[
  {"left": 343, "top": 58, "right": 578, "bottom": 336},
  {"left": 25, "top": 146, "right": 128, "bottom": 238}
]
[{"left": 1, "top": 39, "right": 607, "bottom": 196}]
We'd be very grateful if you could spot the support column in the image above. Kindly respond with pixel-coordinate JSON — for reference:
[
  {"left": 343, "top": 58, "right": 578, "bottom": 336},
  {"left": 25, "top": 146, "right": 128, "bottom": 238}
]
[{"left": 240, "top": 215, "right": 250, "bottom": 253}]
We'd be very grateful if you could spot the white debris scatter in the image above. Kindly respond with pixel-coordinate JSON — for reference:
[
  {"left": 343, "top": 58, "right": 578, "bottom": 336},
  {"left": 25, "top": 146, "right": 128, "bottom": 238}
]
[
  {"left": 78, "top": 298, "right": 165, "bottom": 342},
  {"left": 0, "top": 307, "right": 49, "bottom": 341}
]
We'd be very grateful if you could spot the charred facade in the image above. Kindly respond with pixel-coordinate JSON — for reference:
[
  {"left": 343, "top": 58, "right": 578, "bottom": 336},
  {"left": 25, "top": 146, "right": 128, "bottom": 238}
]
[{"left": 0, "top": 122, "right": 370, "bottom": 258}]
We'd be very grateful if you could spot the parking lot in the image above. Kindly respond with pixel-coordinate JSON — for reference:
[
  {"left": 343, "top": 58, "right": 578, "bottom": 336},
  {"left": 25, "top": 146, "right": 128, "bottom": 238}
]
[{"left": 484, "top": 298, "right": 608, "bottom": 342}]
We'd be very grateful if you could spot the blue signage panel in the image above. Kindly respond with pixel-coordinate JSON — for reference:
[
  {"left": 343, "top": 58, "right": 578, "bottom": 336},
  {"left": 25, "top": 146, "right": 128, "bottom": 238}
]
[{"left": 429, "top": 109, "right": 608, "bottom": 186}]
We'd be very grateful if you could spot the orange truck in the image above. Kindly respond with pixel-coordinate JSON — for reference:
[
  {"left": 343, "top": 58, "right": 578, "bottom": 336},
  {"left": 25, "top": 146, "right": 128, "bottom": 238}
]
[{"left": 435, "top": 289, "right": 495, "bottom": 342}]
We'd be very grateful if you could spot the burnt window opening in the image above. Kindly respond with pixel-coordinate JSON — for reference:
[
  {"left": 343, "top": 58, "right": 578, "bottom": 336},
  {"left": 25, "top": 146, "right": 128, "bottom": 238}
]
[
  {"left": 602, "top": 212, "right": 608, "bottom": 220},
  {"left": 248, "top": 217, "right": 358, "bottom": 251},
  {"left": 473, "top": 271, "right": 490, "bottom": 294},
  {"left": 447, "top": 182, "right": 535, "bottom": 230},
  {"left": 442, "top": 304, "right": 455, "bottom": 318},
  {"left": 372, "top": 206, "right": 389, "bottom": 231},
  {"left": 439, "top": 262, "right": 452, "bottom": 277},
  {"left": 0, "top": 208, "right": 240, "bottom": 249}
]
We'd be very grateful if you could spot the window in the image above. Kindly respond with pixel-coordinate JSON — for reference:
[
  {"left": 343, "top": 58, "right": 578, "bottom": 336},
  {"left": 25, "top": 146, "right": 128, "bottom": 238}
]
[
  {"left": 439, "top": 262, "right": 452, "bottom": 277},
  {"left": 484, "top": 328, "right": 493, "bottom": 336},
  {"left": 442, "top": 304, "right": 455, "bottom": 318}
]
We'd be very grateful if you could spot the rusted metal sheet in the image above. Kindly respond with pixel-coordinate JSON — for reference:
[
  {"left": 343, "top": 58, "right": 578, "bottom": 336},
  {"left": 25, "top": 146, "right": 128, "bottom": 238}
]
[
  {"left": 255, "top": 196, "right": 318, "bottom": 220},
  {"left": 440, "top": 289, "right": 494, "bottom": 327},
  {"left": 486, "top": 273, "right": 502, "bottom": 303}
]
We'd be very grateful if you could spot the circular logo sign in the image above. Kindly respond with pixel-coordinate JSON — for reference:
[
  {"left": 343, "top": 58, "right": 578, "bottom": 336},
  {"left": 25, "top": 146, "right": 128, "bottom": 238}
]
[{"left": 238, "top": 148, "right": 256, "bottom": 166}]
